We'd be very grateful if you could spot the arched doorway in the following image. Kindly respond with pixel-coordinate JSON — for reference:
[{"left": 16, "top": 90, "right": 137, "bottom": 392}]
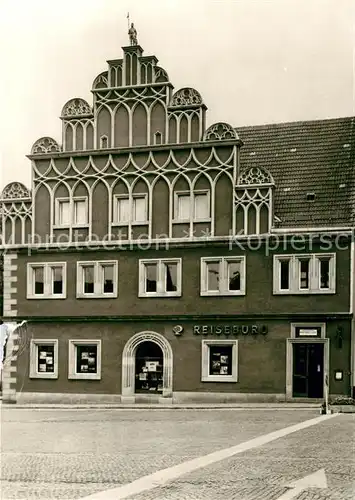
[
  {"left": 121, "top": 331, "right": 173, "bottom": 401},
  {"left": 135, "top": 341, "right": 163, "bottom": 394}
]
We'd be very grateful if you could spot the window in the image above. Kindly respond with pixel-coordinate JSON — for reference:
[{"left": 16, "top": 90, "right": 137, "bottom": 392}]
[
  {"left": 77, "top": 261, "right": 117, "bottom": 298},
  {"left": 201, "top": 257, "right": 246, "bottom": 296},
  {"left": 30, "top": 339, "right": 58, "bottom": 379},
  {"left": 27, "top": 263, "right": 66, "bottom": 299},
  {"left": 100, "top": 135, "right": 108, "bottom": 149},
  {"left": 176, "top": 193, "right": 190, "bottom": 221},
  {"left": 57, "top": 200, "right": 70, "bottom": 226},
  {"left": 174, "top": 191, "right": 210, "bottom": 222},
  {"left": 201, "top": 340, "right": 238, "bottom": 382},
  {"left": 273, "top": 254, "right": 336, "bottom": 294},
  {"left": 139, "top": 259, "right": 182, "bottom": 297},
  {"left": 154, "top": 131, "right": 162, "bottom": 145},
  {"left": 68, "top": 339, "right": 101, "bottom": 380},
  {"left": 115, "top": 197, "right": 130, "bottom": 223},
  {"left": 133, "top": 195, "right": 147, "bottom": 223},
  {"left": 73, "top": 199, "right": 88, "bottom": 225},
  {"left": 55, "top": 197, "right": 88, "bottom": 227},
  {"left": 113, "top": 194, "right": 148, "bottom": 224}
]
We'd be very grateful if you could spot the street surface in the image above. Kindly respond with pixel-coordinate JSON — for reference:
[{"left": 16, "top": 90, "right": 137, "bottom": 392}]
[{"left": 0, "top": 408, "right": 354, "bottom": 499}]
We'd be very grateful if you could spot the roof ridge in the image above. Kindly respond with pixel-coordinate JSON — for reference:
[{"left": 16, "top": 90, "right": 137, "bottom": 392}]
[{"left": 234, "top": 115, "right": 355, "bottom": 131}]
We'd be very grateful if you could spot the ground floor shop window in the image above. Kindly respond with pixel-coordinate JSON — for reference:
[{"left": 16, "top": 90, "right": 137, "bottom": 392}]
[
  {"left": 135, "top": 341, "right": 163, "bottom": 394},
  {"left": 201, "top": 340, "right": 238, "bottom": 382},
  {"left": 68, "top": 340, "right": 101, "bottom": 380},
  {"left": 30, "top": 339, "right": 58, "bottom": 379}
]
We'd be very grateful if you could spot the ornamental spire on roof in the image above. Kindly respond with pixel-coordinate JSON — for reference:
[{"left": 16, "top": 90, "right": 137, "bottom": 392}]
[{"left": 127, "top": 13, "right": 138, "bottom": 46}]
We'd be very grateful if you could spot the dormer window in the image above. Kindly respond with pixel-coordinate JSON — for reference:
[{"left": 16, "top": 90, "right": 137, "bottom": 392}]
[
  {"left": 154, "top": 131, "right": 162, "bottom": 145},
  {"left": 100, "top": 135, "right": 108, "bottom": 149}
]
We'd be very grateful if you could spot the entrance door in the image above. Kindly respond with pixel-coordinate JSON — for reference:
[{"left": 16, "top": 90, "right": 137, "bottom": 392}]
[
  {"left": 292, "top": 343, "right": 324, "bottom": 398},
  {"left": 135, "top": 341, "right": 163, "bottom": 394}
]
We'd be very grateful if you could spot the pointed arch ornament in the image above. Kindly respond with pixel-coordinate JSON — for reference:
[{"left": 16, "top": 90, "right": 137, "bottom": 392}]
[{"left": 121, "top": 331, "right": 173, "bottom": 400}]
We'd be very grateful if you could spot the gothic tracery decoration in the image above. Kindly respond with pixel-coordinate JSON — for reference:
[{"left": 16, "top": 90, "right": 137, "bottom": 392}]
[
  {"left": 203, "top": 122, "right": 238, "bottom": 141},
  {"left": 171, "top": 88, "right": 203, "bottom": 107},
  {"left": 1, "top": 182, "right": 31, "bottom": 200},
  {"left": 31, "top": 137, "right": 61, "bottom": 155},
  {"left": 92, "top": 72, "right": 108, "bottom": 89},
  {"left": 238, "top": 167, "right": 273, "bottom": 186},
  {"left": 154, "top": 67, "right": 169, "bottom": 83},
  {"left": 61, "top": 98, "right": 92, "bottom": 117}
]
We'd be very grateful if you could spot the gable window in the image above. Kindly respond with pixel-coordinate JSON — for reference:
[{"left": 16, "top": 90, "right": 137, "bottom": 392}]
[
  {"left": 55, "top": 197, "right": 88, "bottom": 227},
  {"left": 174, "top": 191, "right": 210, "bottom": 222},
  {"left": 154, "top": 131, "right": 162, "bottom": 145},
  {"left": 100, "top": 135, "right": 108, "bottom": 149},
  {"left": 77, "top": 261, "right": 117, "bottom": 298},
  {"left": 27, "top": 263, "right": 66, "bottom": 299},
  {"left": 68, "top": 339, "right": 101, "bottom": 380},
  {"left": 113, "top": 194, "right": 148, "bottom": 224},
  {"left": 115, "top": 197, "right": 130, "bottom": 224},
  {"left": 73, "top": 198, "right": 88, "bottom": 225},
  {"left": 133, "top": 195, "right": 148, "bottom": 223},
  {"left": 57, "top": 200, "right": 70, "bottom": 226},
  {"left": 30, "top": 339, "right": 59, "bottom": 379},
  {"left": 273, "top": 254, "right": 336, "bottom": 294},
  {"left": 201, "top": 257, "right": 246, "bottom": 296},
  {"left": 139, "top": 259, "right": 182, "bottom": 297}
]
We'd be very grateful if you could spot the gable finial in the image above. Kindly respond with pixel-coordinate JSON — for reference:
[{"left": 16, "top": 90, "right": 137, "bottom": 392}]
[{"left": 127, "top": 14, "right": 138, "bottom": 46}]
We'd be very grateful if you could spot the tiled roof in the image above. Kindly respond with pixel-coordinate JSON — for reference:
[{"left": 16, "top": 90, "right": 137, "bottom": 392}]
[{"left": 237, "top": 117, "right": 355, "bottom": 228}]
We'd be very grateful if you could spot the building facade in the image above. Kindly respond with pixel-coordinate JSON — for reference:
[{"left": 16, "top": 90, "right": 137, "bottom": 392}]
[{"left": 1, "top": 36, "right": 355, "bottom": 404}]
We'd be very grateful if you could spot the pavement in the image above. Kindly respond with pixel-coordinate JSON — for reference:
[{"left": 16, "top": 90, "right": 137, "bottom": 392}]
[{"left": 0, "top": 408, "right": 354, "bottom": 500}]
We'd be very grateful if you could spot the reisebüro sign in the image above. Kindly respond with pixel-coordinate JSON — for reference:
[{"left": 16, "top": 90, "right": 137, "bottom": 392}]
[{"left": 193, "top": 325, "right": 268, "bottom": 336}]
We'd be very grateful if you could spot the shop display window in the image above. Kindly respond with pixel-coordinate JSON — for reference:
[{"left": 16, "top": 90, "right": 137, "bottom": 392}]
[
  {"left": 30, "top": 339, "right": 58, "bottom": 379},
  {"left": 76, "top": 345, "right": 98, "bottom": 374},
  {"left": 201, "top": 339, "right": 238, "bottom": 382},
  {"left": 68, "top": 340, "right": 101, "bottom": 380},
  {"left": 135, "top": 341, "right": 163, "bottom": 394},
  {"left": 209, "top": 345, "right": 233, "bottom": 376}
]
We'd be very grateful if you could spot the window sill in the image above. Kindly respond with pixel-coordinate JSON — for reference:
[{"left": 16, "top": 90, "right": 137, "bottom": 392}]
[
  {"left": 68, "top": 373, "right": 101, "bottom": 380},
  {"left": 202, "top": 375, "right": 237, "bottom": 383},
  {"left": 273, "top": 289, "right": 336, "bottom": 295},
  {"left": 53, "top": 224, "right": 89, "bottom": 229},
  {"left": 76, "top": 293, "right": 117, "bottom": 299},
  {"left": 27, "top": 295, "right": 67, "bottom": 300},
  {"left": 172, "top": 219, "right": 212, "bottom": 224},
  {"left": 139, "top": 292, "right": 182, "bottom": 298},
  {"left": 30, "top": 373, "right": 58, "bottom": 380},
  {"left": 200, "top": 291, "right": 245, "bottom": 297},
  {"left": 111, "top": 221, "right": 149, "bottom": 226}
]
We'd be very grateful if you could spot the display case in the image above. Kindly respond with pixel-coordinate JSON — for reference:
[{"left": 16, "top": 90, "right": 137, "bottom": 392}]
[{"left": 135, "top": 359, "right": 163, "bottom": 393}]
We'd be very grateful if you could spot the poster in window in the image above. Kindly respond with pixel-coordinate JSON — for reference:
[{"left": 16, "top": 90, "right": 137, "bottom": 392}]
[
  {"left": 209, "top": 345, "right": 233, "bottom": 376},
  {"left": 37, "top": 346, "right": 54, "bottom": 373},
  {"left": 146, "top": 361, "right": 158, "bottom": 372},
  {"left": 76, "top": 345, "right": 97, "bottom": 374}
]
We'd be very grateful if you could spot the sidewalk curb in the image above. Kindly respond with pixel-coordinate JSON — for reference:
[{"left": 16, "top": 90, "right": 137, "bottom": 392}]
[{"left": 0, "top": 402, "right": 321, "bottom": 410}]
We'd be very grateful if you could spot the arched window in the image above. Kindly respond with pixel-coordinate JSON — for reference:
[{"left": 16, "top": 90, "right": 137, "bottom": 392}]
[
  {"left": 154, "top": 131, "right": 162, "bottom": 145},
  {"left": 100, "top": 135, "right": 108, "bottom": 149}
]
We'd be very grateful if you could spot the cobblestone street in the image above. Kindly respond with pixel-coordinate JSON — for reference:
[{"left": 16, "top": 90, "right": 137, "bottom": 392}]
[{"left": 1, "top": 408, "right": 354, "bottom": 500}]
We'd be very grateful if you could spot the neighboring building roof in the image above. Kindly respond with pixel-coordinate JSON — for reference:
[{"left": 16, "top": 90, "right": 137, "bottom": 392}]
[{"left": 237, "top": 117, "right": 355, "bottom": 228}]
